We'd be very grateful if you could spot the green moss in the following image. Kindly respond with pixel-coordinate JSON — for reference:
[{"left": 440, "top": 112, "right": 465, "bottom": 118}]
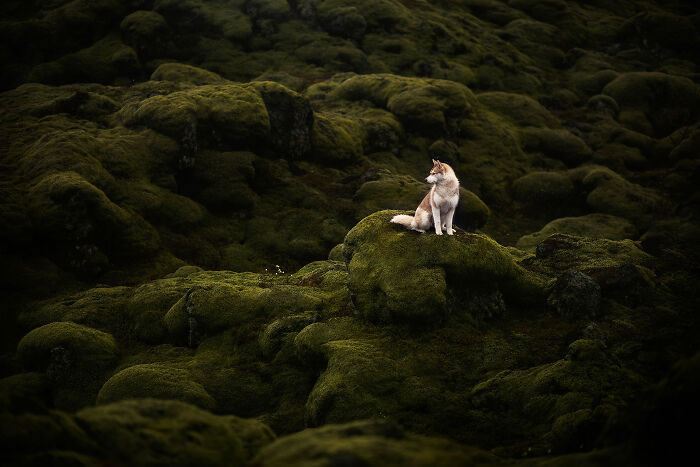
[
  {"left": 327, "top": 243, "right": 344, "bottom": 261},
  {"left": 252, "top": 419, "right": 501, "bottom": 466},
  {"left": 120, "top": 10, "right": 172, "bottom": 62},
  {"left": 118, "top": 83, "right": 271, "bottom": 151},
  {"left": 477, "top": 91, "right": 559, "bottom": 128},
  {"left": 27, "top": 34, "right": 140, "bottom": 86},
  {"left": 0, "top": 372, "right": 48, "bottom": 413},
  {"left": 602, "top": 72, "right": 700, "bottom": 137},
  {"left": 28, "top": 171, "right": 160, "bottom": 267},
  {"left": 511, "top": 171, "right": 576, "bottom": 215},
  {"left": 150, "top": 63, "right": 228, "bottom": 85},
  {"left": 190, "top": 150, "right": 258, "bottom": 211},
  {"left": 154, "top": 0, "right": 252, "bottom": 42},
  {"left": 519, "top": 128, "right": 592, "bottom": 167},
  {"left": 16, "top": 322, "right": 119, "bottom": 409},
  {"left": 97, "top": 363, "right": 216, "bottom": 410},
  {"left": 310, "top": 112, "right": 364, "bottom": 163},
  {"left": 76, "top": 398, "right": 275, "bottom": 465},
  {"left": 343, "top": 210, "right": 550, "bottom": 326},
  {"left": 575, "top": 165, "right": 668, "bottom": 228},
  {"left": 311, "top": 0, "right": 412, "bottom": 33},
  {"left": 517, "top": 214, "right": 637, "bottom": 252}
]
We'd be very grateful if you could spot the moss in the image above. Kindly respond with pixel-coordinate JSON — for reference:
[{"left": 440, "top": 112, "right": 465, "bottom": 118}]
[
  {"left": 528, "top": 234, "right": 653, "bottom": 277},
  {"left": 477, "top": 92, "right": 559, "bottom": 128},
  {"left": 252, "top": 419, "right": 501, "bottom": 466},
  {"left": 120, "top": 10, "right": 172, "bottom": 62},
  {"left": 27, "top": 34, "right": 140, "bottom": 86},
  {"left": 311, "top": 0, "right": 412, "bottom": 33},
  {"left": 190, "top": 150, "right": 258, "bottom": 211},
  {"left": 245, "top": 81, "right": 314, "bottom": 159},
  {"left": 328, "top": 74, "right": 477, "bottom": 135},
  {"left": 76, "top": 398, "right": 275, "bottom": 465},
  {"left": 154, "top": 0, "right": 253, "bottom": 42},
  {"left": 0, "top": 372, "right": 49, "bottom": 413},
  {"left": 511, "top": 171, "right": 576, "bottom": 215},
  {"left": 310, "top": 112, "right": 364, "bottom": 164},
  {"left": 470, "top": 348, "right": 643, "bottom": 453},
  {"left": 16, "top": 322, "right": 119, "bottom": 409},
  {"left": 328, "top": 243, "right": 344, "bottom": 261},
  {"left": 517, "top": 214, "right": 637, "bottom": 252},
  {"left": 28, "top": 171, "right": 160, "bottom": 272},
  {"left": 343, "top": 210, "right": 550, "bottom": 326},
  {"left": 573, "top": 70, "right": 619, "bottom": 96},
  {"left": 150, "top": 63, "right": 228, "bottom": 85},
  {"left": 602, "top": 72, "right": 700, "bottom": 137},
  {"left": 519, "top": 128, "right": 592, "bottom": 167},
  {"left": 259, "top": 313, "right": 317, "bottom": 360},
  {"left": 97, "top": 363, "right": 216, "bottom": 410},
  {"left": 576, "top": 166, "right": 669, "bottom": 228},
  {"left": 118, "top": 83, "right": 271, "bottom": 151}
]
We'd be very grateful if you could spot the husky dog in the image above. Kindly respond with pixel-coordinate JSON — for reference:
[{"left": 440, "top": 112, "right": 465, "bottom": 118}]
[{"left": 391, "top": 159, "right": 460, "bottom": 235}]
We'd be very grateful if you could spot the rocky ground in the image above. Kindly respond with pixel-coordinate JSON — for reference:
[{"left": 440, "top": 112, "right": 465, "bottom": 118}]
[{"left": 1, "top": 0, "right": 699, "bottom": 465}]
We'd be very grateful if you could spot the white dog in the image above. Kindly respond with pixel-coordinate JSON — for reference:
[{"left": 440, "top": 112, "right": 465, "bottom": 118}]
[{"left": 391, "top": 159, "right": 460, "bottom": 235}]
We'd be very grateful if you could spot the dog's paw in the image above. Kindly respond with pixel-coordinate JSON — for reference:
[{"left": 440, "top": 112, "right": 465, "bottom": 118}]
[
  {"left": 435, "top": 230, "right": 443, "bottom": 235},
  {"left": 447, "top": 229, "right": 454, "bottom": 235}
]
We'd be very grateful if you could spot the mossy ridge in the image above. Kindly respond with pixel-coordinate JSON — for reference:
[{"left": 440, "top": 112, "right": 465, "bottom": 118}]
[{"left": 343, "top": 210, "right": 551, "bottom": 326}]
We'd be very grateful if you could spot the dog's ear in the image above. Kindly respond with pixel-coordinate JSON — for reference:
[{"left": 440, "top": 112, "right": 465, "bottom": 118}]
[
  {"left": 436, "top": 160, "right": 442, "bottom": 168},
  {"left": 432, "top": 158, "right": 437, "bottom": 165}
]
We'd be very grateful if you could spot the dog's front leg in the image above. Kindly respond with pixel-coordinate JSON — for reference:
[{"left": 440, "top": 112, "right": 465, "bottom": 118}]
[
  {"left": 445, "top": 208, "right": 455, "bottom": 235},
  {"left": 432, "top": 208, "right": 442, "bottom": 235}
]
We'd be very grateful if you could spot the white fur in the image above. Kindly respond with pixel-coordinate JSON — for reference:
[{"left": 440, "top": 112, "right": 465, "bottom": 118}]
[{"left": 390, "top": 162, "right": 460, "bottom": 235}]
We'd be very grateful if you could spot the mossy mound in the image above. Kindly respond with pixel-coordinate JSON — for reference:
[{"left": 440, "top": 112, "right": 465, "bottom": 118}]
[
  {"left": 477, "top": 92, "right": 559, "bottom": 128},
  {"left": 16, "top": 322, "right": 119, "bottom": 409},
  {"left": 252, "top": 419, "right": 501, "bottom": 466},
  {"left": 150, "top": 63, "right": 228, "bottom": 85},
  {"left": 574, "top": 165, "right": 669, "bottom": 229},
  {"left": 511, "top": 171, "right": 576, "bottom": 216},
  {"left": 118, "top": 83, "right": 271, "bottom": 151},
  {"left": 97, "top": 363, "right": 216, "bottom": 410},
  {"left": 120, "top": 10, "right": 172, "bottom": 63},
  {"left": 74, "top": 398, "right": 275, "bottom": 466},
  {"left": 602, "top": 72, "right": 700, "bottom": 137},
  {"left": 517, "top": 214, "right": 637, "bottom": 252},
  {"left": 328, "top": 74, "right": 477, "bottom": 135},
  {"left": 342, "top": 210, "right": 550, "bottom": 326},
  {"left": 471, "top": 340, "right": 643, "bottom": 454},
  {"left": 519, "top": 128, "right": 592, "bottom": 167}
]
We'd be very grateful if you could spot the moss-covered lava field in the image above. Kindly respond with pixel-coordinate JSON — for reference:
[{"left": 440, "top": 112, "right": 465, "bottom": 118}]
[{"left": 1, "top": 1, "right": 700, "bottom": 465}]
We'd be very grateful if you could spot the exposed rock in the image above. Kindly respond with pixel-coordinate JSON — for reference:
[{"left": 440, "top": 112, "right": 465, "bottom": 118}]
[{"left": 547, "top": 270, "right": 602, "bottom": 320}]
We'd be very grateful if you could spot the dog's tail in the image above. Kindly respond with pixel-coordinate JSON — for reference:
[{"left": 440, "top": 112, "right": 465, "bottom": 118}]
[{"left": 390, "top": 214, "right": 414, "bottom": 229}]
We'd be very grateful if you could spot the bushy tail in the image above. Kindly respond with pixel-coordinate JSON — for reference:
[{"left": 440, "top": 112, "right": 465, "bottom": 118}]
[{"left": 390, "top": 214, "right": 414, "bottom": 229}]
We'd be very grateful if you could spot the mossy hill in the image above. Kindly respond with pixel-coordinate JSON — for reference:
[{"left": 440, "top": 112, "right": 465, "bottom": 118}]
[{"left": 1, "top": 0, "right": 700, "bottom": 465}]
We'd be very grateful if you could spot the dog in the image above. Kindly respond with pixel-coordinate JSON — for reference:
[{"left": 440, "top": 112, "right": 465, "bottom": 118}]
[{"left": 391, "top": 159, "right": 460, "bottom": 235}]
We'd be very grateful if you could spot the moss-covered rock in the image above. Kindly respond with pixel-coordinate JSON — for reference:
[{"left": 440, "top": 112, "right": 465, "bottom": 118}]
[
  {"left": 76, "top": 398, "right": 275, "bottom": 465},
  {"left": 477, "top": 92, "right": 559, "bottom": 128},
  {"left": 342, "top": 210, "right": 549, "bottom": 326},
  {"left": 516, "top": 214, "right": 637, "bottom": 252},
  {"left": 519, "top": 128, "right": 592, "bottom": 166},
  {"left": 17, "top": 322, "right": 119, "bottom": 409},
  {"left": 97, "top": 363, "right": 216, "bottom": 409},
  {"left": 310, "top": 112, "right": 364, "bottom": 163},
  {"left": 120, "top": 10, "right": 172, "bottom": 62},
  {"left": 150, "top": 63, "right": 228, "bottom": 85},
  {"left": 511, "top": 171, "right": 576, "bottom": 216},
  {"left": 602, "top": 72, "right": 700, "bottom": 137},
  {"left": 27, "top": 34, "right": 140, "bottom": 86},
  {"left": 154, "top": 0, "right": 253, "bottom": 42},
  {"left": 118, "top": 83, "right": 271, "bottom": 152},
  {"left": 574, "top": 166, "right": 669, "bottom": 228},
  {"left": 252, "top": 419, "right": 501, "bottom": 466}
]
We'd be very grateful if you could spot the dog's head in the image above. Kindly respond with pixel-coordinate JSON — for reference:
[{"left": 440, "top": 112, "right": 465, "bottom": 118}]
[{"left": 426, "top": 159, "right": 447, "bottom": 184}]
